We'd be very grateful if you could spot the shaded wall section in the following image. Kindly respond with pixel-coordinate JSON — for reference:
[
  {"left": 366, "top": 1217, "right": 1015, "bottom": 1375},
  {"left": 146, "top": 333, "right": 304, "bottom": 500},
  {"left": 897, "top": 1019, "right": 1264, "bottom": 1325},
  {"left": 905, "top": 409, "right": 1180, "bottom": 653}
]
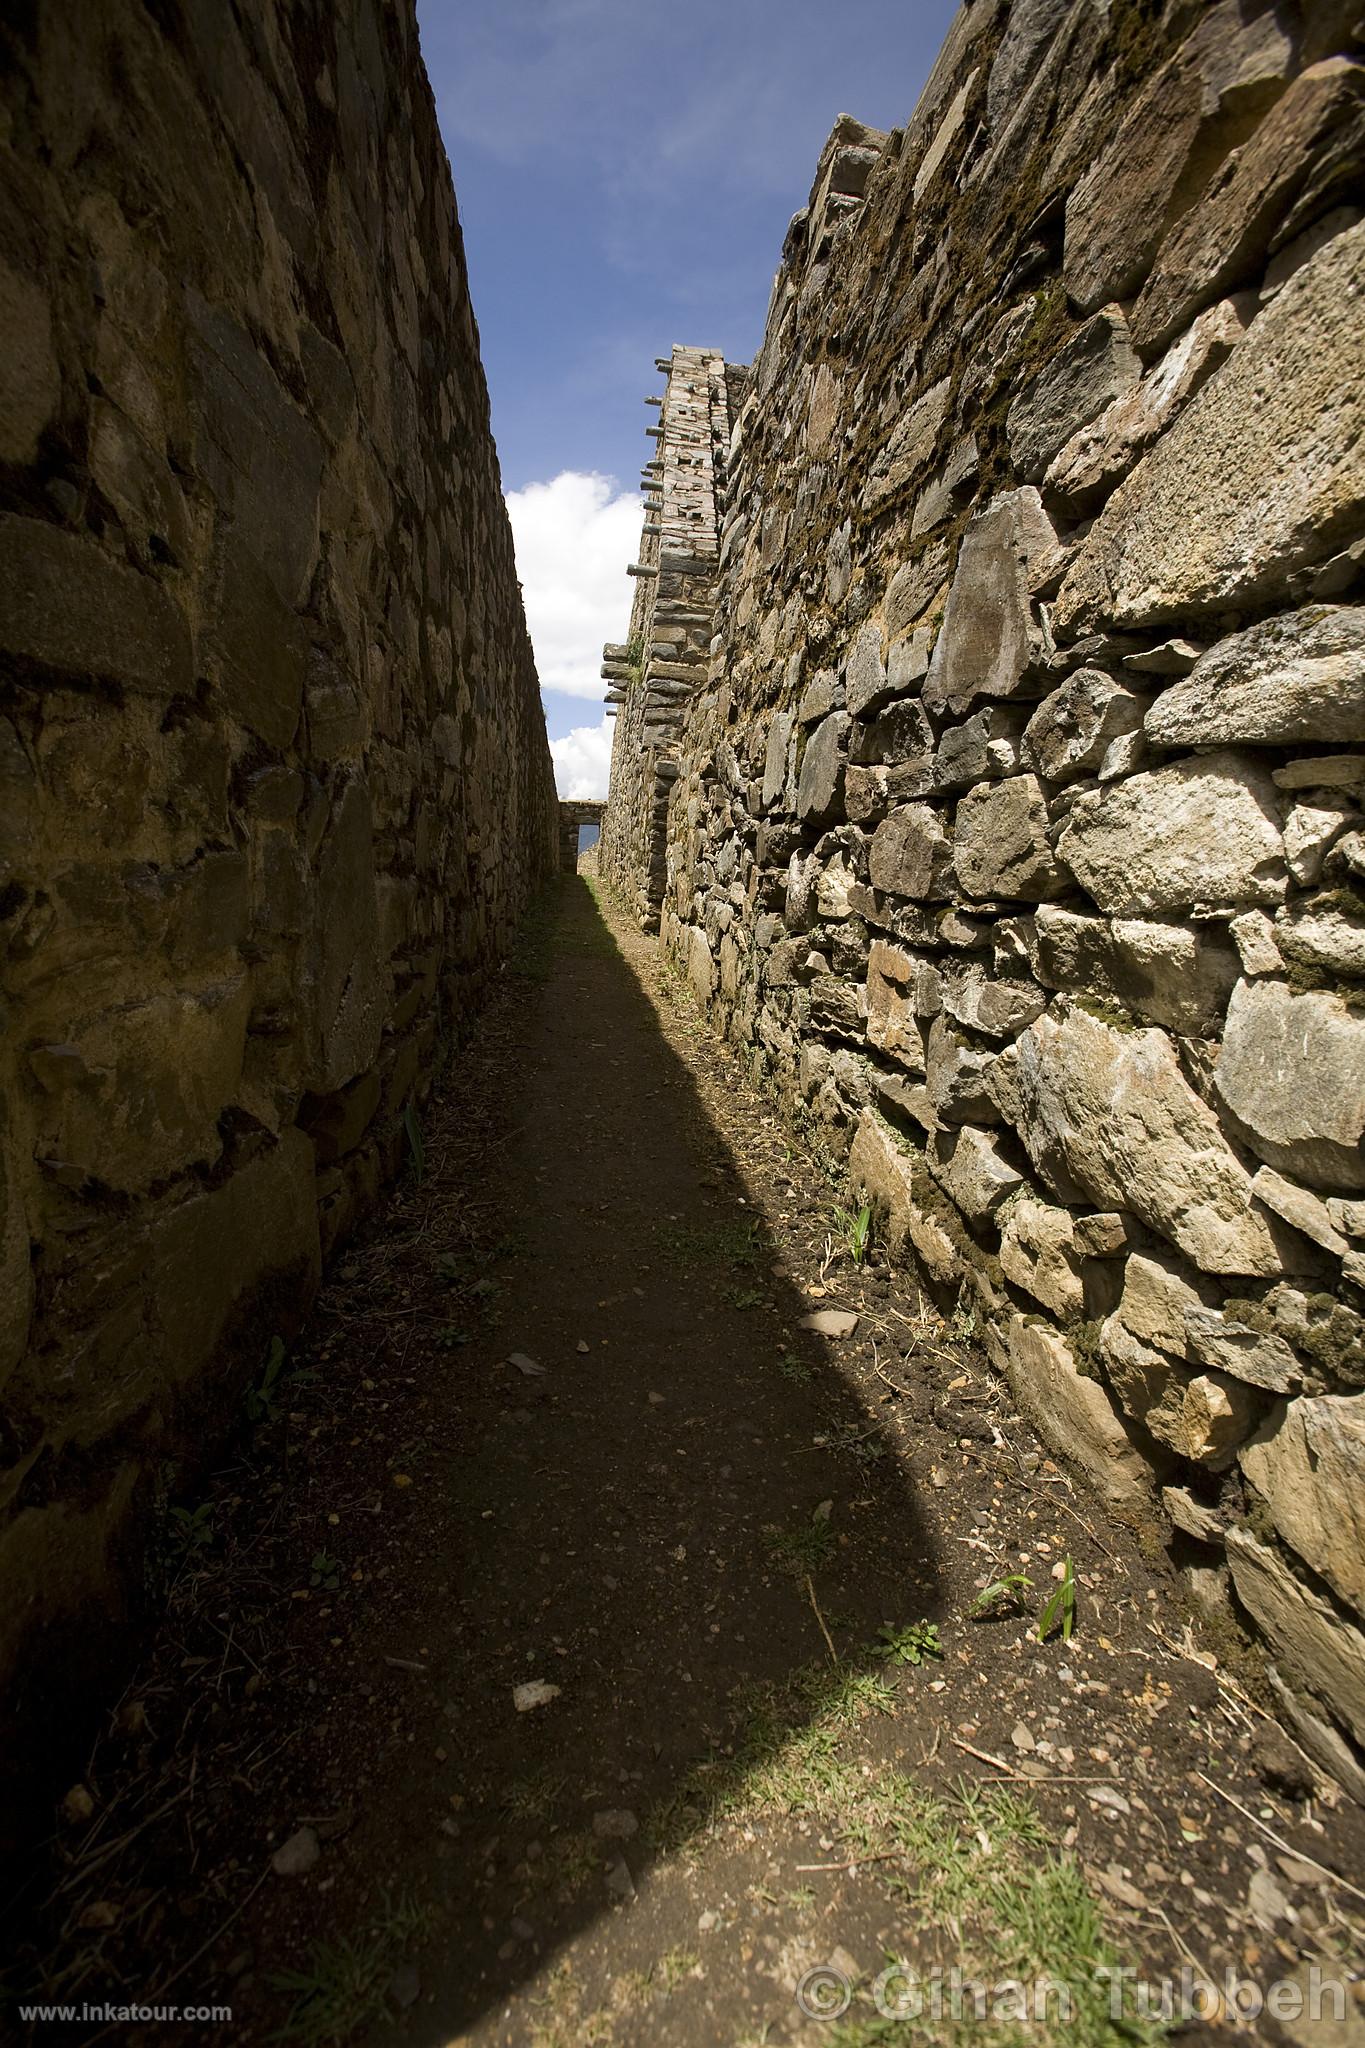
[
  {"left": 602, "top": 1, "right": 1365, "bottom": 1796},
  {"left": 0, "top": 0, "right": 558, "bottom": 1814}
]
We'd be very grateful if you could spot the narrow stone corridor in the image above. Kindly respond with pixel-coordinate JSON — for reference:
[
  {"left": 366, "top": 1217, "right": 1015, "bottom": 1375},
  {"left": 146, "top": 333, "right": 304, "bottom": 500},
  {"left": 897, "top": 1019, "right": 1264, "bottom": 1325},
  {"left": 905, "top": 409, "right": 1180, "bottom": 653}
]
[{"left": 11, "top": 874, "right": 1362, "bottom": 2045}]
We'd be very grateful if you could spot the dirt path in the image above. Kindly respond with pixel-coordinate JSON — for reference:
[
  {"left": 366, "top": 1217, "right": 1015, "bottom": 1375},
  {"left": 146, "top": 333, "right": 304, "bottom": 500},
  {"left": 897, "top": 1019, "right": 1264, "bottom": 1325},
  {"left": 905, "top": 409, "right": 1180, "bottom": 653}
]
[{"left": 11, "top": 874, "right": 1363, "bottom": 2046}]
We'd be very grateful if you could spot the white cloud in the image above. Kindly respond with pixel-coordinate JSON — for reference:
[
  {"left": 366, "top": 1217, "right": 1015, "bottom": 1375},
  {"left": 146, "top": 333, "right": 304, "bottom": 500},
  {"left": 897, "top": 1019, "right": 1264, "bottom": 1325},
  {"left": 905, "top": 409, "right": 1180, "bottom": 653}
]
[
  {"left": 505, "top": 470, "right": 639, "bottom": 701},
  {"left": 549, "top": 714, "right": 615, "bottom": 801}
]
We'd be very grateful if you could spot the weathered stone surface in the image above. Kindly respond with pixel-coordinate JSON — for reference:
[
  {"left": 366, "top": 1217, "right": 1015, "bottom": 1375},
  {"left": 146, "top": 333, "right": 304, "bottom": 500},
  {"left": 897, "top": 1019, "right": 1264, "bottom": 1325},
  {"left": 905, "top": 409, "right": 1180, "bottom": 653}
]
[
  {"left": 44, "top": 980, "right": 251, "bottom": 1195},
  {"left": 1242, "top": 1395, "right": 1365, "bottom": 1616},
  {"left": 939, "top": 970, "right": 1045, "bottom": 1041},
  {"left": 1109, "top": 1249, "right": 1211, "bottom": 1358},
  {"left": 1034, "top": 906, "right": 1239, "bottom": 1036},
  {"left": 1227, "top": 1526, "right": 1365, "bottom": 1748},
  {"left": 1133, "top": 59, "right": 1365, "bottom": 351},
  {"left": 923, "top": 490, "right": 1059, "bottom": 718},
  {"left": 1144, "top": 606, "right": 1365, "bottom": 748},
  {"left": 0, "top": 1108, "right": 33, "bottom": 1384},
  {"left": 861, "top": 375, "right": 951, "bottom": 510},
  {"left": 1045, "top": 297, "right": 1250, "bottom": 512},
  {"left": 1007, "top": 309, "right": 1139, "bottom": 482},
  {"left": 1000, "top": 1197, "right": 1086, "bottom": 1318},
  {"left": 844, "top": 626, "right": 886, "bottom": 718},
  {"left": 927, "top": 1125, "right": 1023, "bottom": 1225},
  {"left": 1062, "top": 0, "right": 1293, "bottom": 312},
  {"left": 868, "top": 803, "right": 954, "bottom": 899},
  {"left": 1056, "top": 752, "right": 1286, "bottom": 913},
  {"left": 848, "top": 1110, "right": 962, "bottom": 1289},
  {"left": 1274, "top": 901, "right": 1365, "bottom": 982},
  {"left": 865, "top": 940, "right": 924, "bottom": 1071},
  {"left": 955, "top": 776, "right": 1061, "bottom": 901},
  {"left": 1215, "top": 978, "right": 1365, "bottom": 1191},
  {"left": 0, "top": 255, "right": 60, "bottom": 463},
  {"left": 1021, "top": 668, "right": 1146, "bottom": 784},
  {"left": 1284, "top": 794, "right": 1356, "bottom": 885},
  {"left": 0, "top": 514, "right": 191, "bottom": 695},
  {"left": 762, "top": 710, "right": 793, "bottom": 809},
  {"left": 1013, "top": 1005, "right": 1283, "bottom": 1274},
  {"left": 1102, "top": 1314, "right": 1261, "bottom": 1467},
  {"left": 796, "top": 712, "right": 849, "bottom": 827},
  {"left": 1268, "top": 1667, "right": 1365, "bottom": 1806},
  {"left": 1003, "top": 1315, "right": 1153, "bottom": 1518},
  {"left": 1183, "top": 1306, "right": 1303, "bottom": 1394},
  {"left": 1251, "top": 1166, "right": 1351, "bottom": 1257},
  {"left": 925, "top": 1016, "right": 1002, "bottom": 1128},
  {"left": 850, "top": 696, "right": 933, "bottom": 768},
  {"left": 207, "top": 532, "right": 307, "bottom": 751},
  {"left": 1056, "top": 221, "right": 1365, "bottom": 630}
]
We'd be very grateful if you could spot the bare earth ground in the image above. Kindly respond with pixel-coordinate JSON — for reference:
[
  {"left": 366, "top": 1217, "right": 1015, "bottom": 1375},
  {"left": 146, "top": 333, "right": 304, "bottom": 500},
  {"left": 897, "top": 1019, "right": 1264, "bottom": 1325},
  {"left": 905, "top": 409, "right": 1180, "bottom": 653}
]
[{"left": 7, "top": 871, "right": 1364, "bottom": 2047}]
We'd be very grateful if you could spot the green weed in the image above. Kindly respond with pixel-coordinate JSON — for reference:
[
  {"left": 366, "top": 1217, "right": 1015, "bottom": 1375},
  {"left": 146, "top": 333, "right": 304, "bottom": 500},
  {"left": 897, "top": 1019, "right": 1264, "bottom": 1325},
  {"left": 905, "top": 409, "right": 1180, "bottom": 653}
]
[
  {"left": 401, "top": 1102, "right": 424, "bottom": 1185},
  {"left": 244, "top": 1337, "right": 316, "bottom": 1426},
  {"left": 165, "top": 1500, "right": 216, "bottom": 1558},
  {"left": 970, "top": 1573, "right": 1034, "bottom": 1621},
  {"left": 832, "top": 1201, "right": 873, "bottom": 1267},
  {"left": 268, "top": 1887, "right": 431, "bottom": 2045},
  {"left": 871, "top": 1620, "right": 943, "bottom": 1667},
  {"left": 764, "top": 1517, "right": 836, "bottom": 1576},
  {"left": 1037, "top": 1557, "right": 1077, "bottom": 1644}
]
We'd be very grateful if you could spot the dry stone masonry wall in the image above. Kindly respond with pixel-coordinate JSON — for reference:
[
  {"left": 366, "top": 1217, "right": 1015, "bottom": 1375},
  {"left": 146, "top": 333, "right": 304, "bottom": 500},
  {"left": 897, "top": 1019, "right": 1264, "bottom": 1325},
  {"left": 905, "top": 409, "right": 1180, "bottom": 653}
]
[
  {"left": 0, "top": 0, "right": 557, "bottom": 1800},
  {"left": 599, "top": 345, "right": 743, "bottom": 928},
  {"left": 602, "top": 0, "right": 1365, "bottom": 1794}
]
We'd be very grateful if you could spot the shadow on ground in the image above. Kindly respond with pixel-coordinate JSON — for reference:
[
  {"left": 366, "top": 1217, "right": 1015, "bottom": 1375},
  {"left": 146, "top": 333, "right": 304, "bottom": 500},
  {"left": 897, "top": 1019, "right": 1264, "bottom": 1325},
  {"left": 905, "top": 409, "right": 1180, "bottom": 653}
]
[{"left": 8, "top": 874, "right": 945, "bottom": 2043}]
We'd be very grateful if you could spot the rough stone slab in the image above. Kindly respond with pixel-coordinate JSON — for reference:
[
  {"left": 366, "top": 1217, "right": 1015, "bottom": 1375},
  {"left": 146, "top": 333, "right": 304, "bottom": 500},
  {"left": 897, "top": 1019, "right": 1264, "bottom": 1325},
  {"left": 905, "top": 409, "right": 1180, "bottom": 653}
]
[
  {"left": 1182, "top": 1306, "right": 1303, "bottom": 1394},
  {"left": 844, "top": 624, "right": 888, "bottom": 719},
  {"left": 146, "top": 1127, "right": 321, "bottom": 1393},
  {"left": 1274, "top": 903, "right": 1365, "bottom": 982},
  {"left": 1006, "top": 308, "right": 1139, "bottom": 483},
  {"left": 923, "top": 489, "right": 1059, "bottom": 718},
  {"left": 1144, "top": 605, "right": 1365, "bottom": 749},
  {"left": 999, "top": 1197, "right": 1085, "bottom": 1318},
  {"left": 1056, "top": 751, "right": 1286, "bottom": 913},
  {"left": 955, "top": 775, "right": 1062, "bottom": 901},
  {"left": 1132, "top": 59, "right": 1365, "bottom": 352},
  {"left": 925, "top": 1016, "right": 1002, "bottom": 1128},
  {"left": 0, "top": 514, "right": 192, "bottom": 696},
  {"left": 796, "top": 711, "right": 849, "bottom": 827},
  {"left": 207, "top": 530, "right": 307, "bottom": 751},
  {"left": 1055, "top": 219, "right": 1365, "bottom": 630},
  {"left": 762, "top": 710, "right": 793, "bottom": 810},
  {"left": 1227, "top": 1526, "right": 1365, "bottom": 1749},
  {"left": 1045, "top": 297, "right": 1249, "bottom": 512},
  {"left": 1267, "top": 1666, "right": 1365, "bottom": 1805},
  {"left": 861, "top": 376, "right": 952, "bottom": 511},
  {"left": 939, "top": 970, "right": 1046, "bottom": 1041},
  {"left": 1003, "top": 1315, "right": 1153, "bottom": 1519},
  {"left": 848, "top": 1109, "right": 963, "bottom": 1290},
  {"left": 1215, "top": 978, "right": 1365, "bottom": 1192},
  {"left": 865, "top": 940, "right": 925, "bottom": 1072},
  {"left": 1013, "top": 1005, "right": 1284, "bottom": 1275},
  {"left": 927, "top": 1125, "right": 1023, "bottom": 1225},
  {"left": 1062, "top": 0, "right": 1293, "bottom": 312},
  {"left": 1034, "top": 905, "right": 1239, "bottom": 1037},
  {"left": 1020, "top": 668, "right": 1146, "bottom": 783},
  {"left": 1251, "top": 1166, "right": 1351, "bottom": 1257},
  {"left": 868, "top": 803, "right": 954, "bottom": 900},
  {"left": 1241, "top": 1394, "right": 1365, "bottom": 1618},
  {"left": 1101, "top": 1315, "right": 1260, "bottom": 1468}
]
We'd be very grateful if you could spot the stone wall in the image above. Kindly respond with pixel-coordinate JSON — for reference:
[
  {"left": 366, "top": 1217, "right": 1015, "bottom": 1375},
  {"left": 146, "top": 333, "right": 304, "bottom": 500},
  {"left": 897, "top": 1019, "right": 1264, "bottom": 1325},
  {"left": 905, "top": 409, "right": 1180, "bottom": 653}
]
[
  {"left": 598, "top": 345, "right": 741, "bottom": 927},
  {"left": 602, "top": 0, "right": 1365, "bottom": 1794},
  {"left": 0, "top": 0, "right": 558, "bottom": 1813}
]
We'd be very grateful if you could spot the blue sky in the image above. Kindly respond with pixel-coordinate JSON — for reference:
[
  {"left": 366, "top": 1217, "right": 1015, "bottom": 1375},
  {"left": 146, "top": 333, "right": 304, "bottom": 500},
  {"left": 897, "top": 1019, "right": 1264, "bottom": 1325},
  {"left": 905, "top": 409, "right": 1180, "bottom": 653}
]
[{"left": 415, "top": 0, "right": 960, "bottom": 794}]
